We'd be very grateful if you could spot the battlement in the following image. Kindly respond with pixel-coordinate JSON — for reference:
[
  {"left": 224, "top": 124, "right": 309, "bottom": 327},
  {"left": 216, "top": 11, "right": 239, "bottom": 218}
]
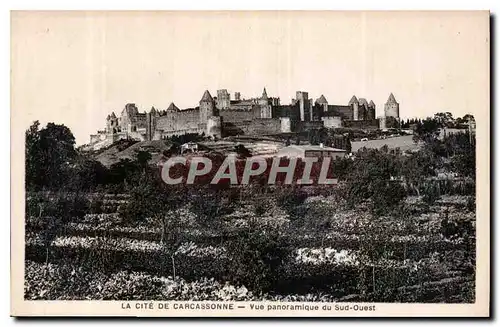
[{"left": 88, "top": 88, "right": 398, "bottom": 147}]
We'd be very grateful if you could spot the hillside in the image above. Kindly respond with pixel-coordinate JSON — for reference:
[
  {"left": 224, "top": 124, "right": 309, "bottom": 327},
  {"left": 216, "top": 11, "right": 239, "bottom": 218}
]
[
  {"left": 351, "top": 135, "right": 419, "bottom": 152},
  {"left": 91, "top": 140, "right": 173, "bottom": 167}
]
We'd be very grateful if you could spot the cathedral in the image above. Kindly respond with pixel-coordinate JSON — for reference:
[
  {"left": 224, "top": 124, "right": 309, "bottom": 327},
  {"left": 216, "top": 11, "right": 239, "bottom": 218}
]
[{"left": 89, "top": 88, "right": 400, "bottom": 147}]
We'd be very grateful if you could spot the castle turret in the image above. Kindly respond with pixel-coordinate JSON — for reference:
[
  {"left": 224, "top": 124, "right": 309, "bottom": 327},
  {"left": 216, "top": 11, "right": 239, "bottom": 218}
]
[
  {"left": 106, "top": 112, "right": 119, "bottom": 133},
  {"left": 146, "top": 106, "right": 159, "bottom": 141},
  {"left": 296, "top": 91, "right": 312, "bottom": 121},
  {"left": 216, "top": 89, "right": 230, "bottom": 110},
  {"left": 348, "top": 95, "right": 359, "bottom": 120},
  {"left": 262, "top": 87, "right": 268, "bottom": 100},
  {"left": 166, "top": 102, "right": 180, "bottom": 112},
  {"left": 106, "top": 114, "right": 112, "bottom": 133},
  {"left": 368, "top": 100, "right": 376, "bottom": 120},
  {"left": 358, "top": 98, "right": 368, "bottom": 120},
  {"left": 259, "top": 87, "right": 272, "bottom": 118},
  {"left": 315, "top": 94, "right": 328, "bottom": 112},
  {"left": 384, "top": 93, "right": 400, "bottom": 118},
  {"left": 199, "top": 90, "right": 215, "bottom": 123}
]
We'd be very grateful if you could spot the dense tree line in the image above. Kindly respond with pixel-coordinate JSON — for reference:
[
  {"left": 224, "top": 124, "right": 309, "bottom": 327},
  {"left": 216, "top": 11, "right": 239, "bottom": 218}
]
[{"left": 401, "top": 112, "right": 475, "bottom": 130}]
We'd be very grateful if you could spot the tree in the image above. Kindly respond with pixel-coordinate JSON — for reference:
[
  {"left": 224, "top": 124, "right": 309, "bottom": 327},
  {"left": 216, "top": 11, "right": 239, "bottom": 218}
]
[
  {"left": 39, "top": 216, "right": 62, "bottom": 271},
  {"left": 68, "top": 159, "right": 108, "bottom": 191},
  {"left": 434, "top": 112, "right": 454, "bottom": 128},
  {"left": 25, "top": 122, "right": 77, "bottom": 190},
  {"left": 224, "top": 227, "right": 293, "bottom": 293},
  {"left": 25, "top": 121, "right": 41, "bottom": 190},
  {"left": 345, "top": 149, "right": 404, "bottom": 215},
  {"left": 136, "top": 150, "right": 152, "bottom": 171},
  {"left": 398, "top": 149, "right": 439, "bottom": 196},
  {"left": 412, "top": 118, "right": 441, "bottom": 144},
  {"left": 462, "top": 114, "right": 475, "bottom": 123}
]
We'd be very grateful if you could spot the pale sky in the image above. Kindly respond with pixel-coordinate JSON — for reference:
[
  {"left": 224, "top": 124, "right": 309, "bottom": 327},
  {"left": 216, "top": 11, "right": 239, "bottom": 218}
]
[{"left": 11, "top": 11, "right": 489, "bottom": 144}]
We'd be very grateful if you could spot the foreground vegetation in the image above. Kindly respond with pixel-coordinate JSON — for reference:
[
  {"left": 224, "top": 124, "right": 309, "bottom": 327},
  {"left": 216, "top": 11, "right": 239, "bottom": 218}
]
[{"left": 24, "top": 113, "right": 476, "bottom": 302}]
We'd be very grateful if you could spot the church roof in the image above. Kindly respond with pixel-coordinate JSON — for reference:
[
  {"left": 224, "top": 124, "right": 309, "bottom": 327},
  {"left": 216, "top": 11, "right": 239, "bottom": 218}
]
[
  {"left": 358, "top": 98, "right": 368, "bottom": 106},
  {"left": 316, "top": 94, "right": 328, "bottom": 104},
  {"left": 386, "top": 93, "right": 398, "bottom": 104},
  {"left": 166, "top": 102, "right": 179, "bottom": 111},
  {"left": 369, "top": 100, "right": 376, "bottom": 107},
  {"left": 200, "top": 90, "right": 213, "bottom": 102},
  {"left": 348, "top": 95, "right": 359, "bottom": 105}
]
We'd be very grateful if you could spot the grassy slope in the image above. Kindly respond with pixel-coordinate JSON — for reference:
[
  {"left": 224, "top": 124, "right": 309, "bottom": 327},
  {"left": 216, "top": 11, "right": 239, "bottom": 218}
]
[{"left": 94, "top": 140, "right": 173, "bottom": 167}]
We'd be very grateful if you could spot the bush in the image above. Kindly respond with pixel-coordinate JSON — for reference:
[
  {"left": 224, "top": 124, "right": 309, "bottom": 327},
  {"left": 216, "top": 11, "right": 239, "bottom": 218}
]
[
  {"left": 439, "top": 210, "right": 474, "bottom": 239},
  {"left": 26, "top": 192, "right": 45, "bottom": 218},
  {"left": 466, "top": 197, "right": 476, "bottom": 212},
  {"left": 422, "top": 183, "right": 441, "bottom": 205},
  {"left": 370, "top": 181, "right": 406, "bottom": 216},
  {"left": 224, "top": 229, "right": 293, "bottom": 294},
  {"left": 88, "top": 198, "right": 104, "bottom": 214},
  {"left": 26, "top": 192, "right": 90, "bottom": 223},
  {"left": 276, "top": 187, "right": 308, "bottom": 216}
]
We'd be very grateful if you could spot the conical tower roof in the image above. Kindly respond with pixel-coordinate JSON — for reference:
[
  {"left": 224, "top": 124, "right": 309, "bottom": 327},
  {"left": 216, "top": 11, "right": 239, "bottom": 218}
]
[
  {"left": 262, "top": 87, "right": 268, "bottom": 99},
  {"left": 200, "top": 90, "right": 213, "bottom": 102},
  {"left": 166, "top": 102, "right": 179, "bottom": 111},
  {"left": 369, "top": 100, "right": 376, "bottom": 107},
  {"left": 348, "top": 95, "right": 359, "bottom": 105},
  {"left": 150, "top": 106, "right": 157, "bottom": 113},
  {"left": 386, "top": 93, "right": 398, "bottom": 104},
  {"left": 358, "top": 98, "right": 368, "bottom": 106},
  {"left": 316, "top": 94, "right": 328, "bottom": 104}
]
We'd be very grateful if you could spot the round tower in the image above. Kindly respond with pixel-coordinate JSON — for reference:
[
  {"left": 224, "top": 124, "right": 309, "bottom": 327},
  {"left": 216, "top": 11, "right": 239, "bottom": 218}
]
[
  {"left": 315, "top": 94, "right": 329, "bottom": 112},
  {"left": 348, "top": 95, "right": 359, "bottom": 121},
  {"left": 199, "top": 90, "right": 215, "bottom": 123},
  {"left": 384, "top": 93, "right": 400, "bottom": 118},
  {"left": 216, "top": 89, "right": 230, "bottom": 110},
  {"left": 368, "top": 100, "right": 376, "bottom": 120},
  {"left": 259, "top": 87, "right": 272, "bottom": 118}
]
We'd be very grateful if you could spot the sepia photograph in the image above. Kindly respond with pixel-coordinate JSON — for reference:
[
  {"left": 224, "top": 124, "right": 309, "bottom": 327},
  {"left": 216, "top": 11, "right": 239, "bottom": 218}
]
[{"left": 10, "top": 10, "right": 490, "bottom": 317}]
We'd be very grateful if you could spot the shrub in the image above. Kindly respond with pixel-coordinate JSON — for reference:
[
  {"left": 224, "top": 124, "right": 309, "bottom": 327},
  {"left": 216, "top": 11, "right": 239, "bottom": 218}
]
[
  {"left": 224, "top": 228, "right": 293, "bottom": 294},
  {"left": 439, "top": 210, "right": 474, "bottom": 239},
  {"left": 466, "top": 197, "right": 476, "bottom": 212},
  {"left": 421, "top": 183, "right": 441, "bottom": 205},
  {"left": 276, "top": 187, "right": 308, "bottom": 214},
  {"left": 25, "top": 192, "right": 45, "bottom": 218},
  {"left": 370, "top": 181, "right": 406, "bottom": 216},
  {"left": 88, "top": 198, "right": 104, "bottom": 214},
  {"left": 26, "top": 192, "right": 89, "bottom": 223},
  {"left": 253, "top": 202, "right": 267, "bottom": 217}
]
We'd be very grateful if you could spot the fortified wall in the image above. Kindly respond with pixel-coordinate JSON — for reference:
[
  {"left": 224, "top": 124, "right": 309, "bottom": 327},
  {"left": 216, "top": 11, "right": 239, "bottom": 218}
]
[{"left": 88, "top": 88, "right": 400, "bottom": 150}]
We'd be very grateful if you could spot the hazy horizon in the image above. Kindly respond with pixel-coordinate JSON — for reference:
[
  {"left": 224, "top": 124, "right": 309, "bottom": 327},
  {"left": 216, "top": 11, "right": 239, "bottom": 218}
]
[{"left": 11, "top": 11, "right": 489, "bottom": 145}]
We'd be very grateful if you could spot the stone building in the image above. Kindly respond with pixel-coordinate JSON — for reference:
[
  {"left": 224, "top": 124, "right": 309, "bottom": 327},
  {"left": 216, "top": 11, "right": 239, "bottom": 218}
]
[
  {"left": 384, "top": 93, "right": 400, "bottom": 118},
  {"left": 88, "top": 88, "right": 399, "bottom": 149},
  {"left": 379, "top": 93, "right": 401, "bottom": 129}
]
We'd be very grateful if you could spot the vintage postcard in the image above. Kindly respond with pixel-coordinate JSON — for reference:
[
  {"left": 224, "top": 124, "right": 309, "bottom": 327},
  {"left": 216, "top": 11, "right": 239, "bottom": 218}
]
[{"left": 10, "top": 11, "right": 490, "bottom": 317}]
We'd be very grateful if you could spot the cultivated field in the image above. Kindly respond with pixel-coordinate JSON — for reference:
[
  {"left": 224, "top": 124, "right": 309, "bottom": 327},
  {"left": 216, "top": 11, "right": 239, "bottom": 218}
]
[{"left": 25, "top": 191, "right": 475, "bottom": 302}]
